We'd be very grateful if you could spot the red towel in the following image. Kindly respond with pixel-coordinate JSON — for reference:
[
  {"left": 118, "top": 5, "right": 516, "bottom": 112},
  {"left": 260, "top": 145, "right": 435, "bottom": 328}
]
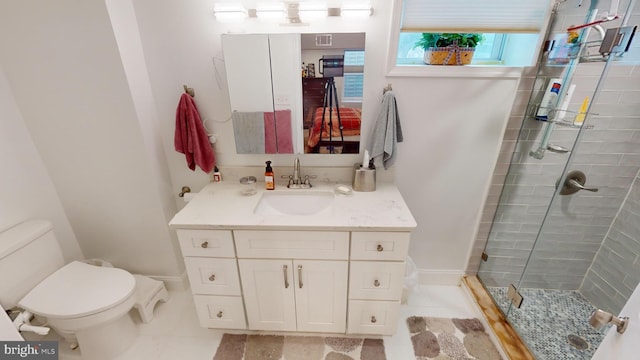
[{"left": 174, "top": 93, "right": 215, "bottom": 173}]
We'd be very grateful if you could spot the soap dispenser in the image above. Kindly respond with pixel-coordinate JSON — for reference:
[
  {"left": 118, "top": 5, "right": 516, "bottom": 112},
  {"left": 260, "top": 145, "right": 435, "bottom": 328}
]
[{"left": 265, "top": 161, "right": 275, "bottom": 190}]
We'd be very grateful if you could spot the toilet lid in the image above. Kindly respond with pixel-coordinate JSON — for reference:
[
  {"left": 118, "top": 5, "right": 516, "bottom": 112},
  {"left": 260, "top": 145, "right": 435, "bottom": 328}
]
[{"left": 19, "top": 261, "right": 136, "bottom": 319}]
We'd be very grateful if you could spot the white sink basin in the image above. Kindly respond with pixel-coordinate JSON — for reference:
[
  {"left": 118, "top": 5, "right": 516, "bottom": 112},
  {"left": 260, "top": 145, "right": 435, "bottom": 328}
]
[{"left": 254, "top": 191, "right": 335, "bottom": 215}]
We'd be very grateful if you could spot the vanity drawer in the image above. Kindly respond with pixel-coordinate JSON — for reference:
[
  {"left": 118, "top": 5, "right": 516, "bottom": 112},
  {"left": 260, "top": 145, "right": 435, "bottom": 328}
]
[
  {"left": 350, "top": 232, "right": 410, "bottom": 261},
  {"left": 177, "top": 229, "right": 235, "bottom": 258},
  {"left": 185, "top": 258, "right": 241, "bottom": 296},
  {"left": 347, "top": 300, "right": 400, "bottom": 335},
  {"left": 234, "top": 230, "right": 349, "bottom": 260},
  {"left": 193, "top": 295, "right": 246, "bottom": 329},
  {"left": 349, "top": 261, "right": 405, "bottom": 301}
]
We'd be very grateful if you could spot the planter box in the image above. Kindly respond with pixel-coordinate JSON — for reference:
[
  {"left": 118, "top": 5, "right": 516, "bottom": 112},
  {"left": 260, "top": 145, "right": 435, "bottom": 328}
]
[{"left": 424, "top": 46, "right": 476, "bottom": 65}]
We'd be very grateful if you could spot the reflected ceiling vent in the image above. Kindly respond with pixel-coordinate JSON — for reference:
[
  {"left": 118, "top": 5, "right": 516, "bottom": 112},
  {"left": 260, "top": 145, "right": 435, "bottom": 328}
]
[{"left": 315, "top": 34, "right": 333, "bottom": 47}]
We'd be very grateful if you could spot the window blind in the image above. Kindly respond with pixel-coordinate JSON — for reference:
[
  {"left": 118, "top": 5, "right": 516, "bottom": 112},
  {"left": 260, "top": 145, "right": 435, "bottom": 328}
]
[{"left": 401, "top": 0, "right": 553, "bottom": 33}]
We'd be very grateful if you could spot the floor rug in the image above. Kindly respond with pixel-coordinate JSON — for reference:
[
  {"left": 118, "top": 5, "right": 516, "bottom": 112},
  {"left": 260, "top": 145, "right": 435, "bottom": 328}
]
[
  {"left": 407, "top": 317, "right": 503, "bottom": 360},
  {"left": 213, "top": 334, "right": 386, "bottom": 360}
]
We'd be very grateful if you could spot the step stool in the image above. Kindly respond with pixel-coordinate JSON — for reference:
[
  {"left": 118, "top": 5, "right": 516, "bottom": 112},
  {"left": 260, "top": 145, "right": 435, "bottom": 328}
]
[{"left": 133, "top": 275, "right": 169, "bottom": 323}]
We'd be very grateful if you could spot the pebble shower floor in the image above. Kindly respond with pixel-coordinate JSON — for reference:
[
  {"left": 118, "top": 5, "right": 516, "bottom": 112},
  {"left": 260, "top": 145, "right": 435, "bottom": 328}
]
[{"left": 487, "top": 287, "right": 607, "bottom": 359}]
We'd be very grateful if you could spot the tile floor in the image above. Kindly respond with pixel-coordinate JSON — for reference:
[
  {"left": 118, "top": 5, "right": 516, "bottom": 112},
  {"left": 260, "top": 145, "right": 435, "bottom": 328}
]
[
  {"left": 47, "top": 284, "right": 496, "bottom": 360},
  {"left": 487, "top": 287, "right": 607, "bottom": 360}
]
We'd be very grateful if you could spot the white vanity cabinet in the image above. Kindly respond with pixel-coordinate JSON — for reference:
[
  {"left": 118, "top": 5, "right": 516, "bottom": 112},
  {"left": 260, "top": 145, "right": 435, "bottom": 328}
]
[
  {"left": 238, "top": 259, "right": 348, "bottom": 332},
  {"left": 235, "top": 230, "right": 349, "bottom": 333},
  {"left": 174, "top": 228, "right": 412, "bottom": 335},
  {"left": 169, "top": 183, "right": 416, "bottom": 336},
  {"left": 347, "top": 232, "right": 410, "bottom": 335},
  {"left": 176, "top": 229, "right": 246, "bottom": 330}
]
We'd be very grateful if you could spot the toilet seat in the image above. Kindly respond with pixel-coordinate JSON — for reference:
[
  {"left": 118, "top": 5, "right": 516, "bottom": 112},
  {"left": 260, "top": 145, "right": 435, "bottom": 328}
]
[{"left": 19, "top": 261, "right": 136, "bottom": 319}]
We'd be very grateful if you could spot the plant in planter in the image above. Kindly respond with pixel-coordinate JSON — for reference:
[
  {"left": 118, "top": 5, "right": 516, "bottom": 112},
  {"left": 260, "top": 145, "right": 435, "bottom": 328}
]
[{"left": 416, "top": 33, "right": 483, "bottom": 65}]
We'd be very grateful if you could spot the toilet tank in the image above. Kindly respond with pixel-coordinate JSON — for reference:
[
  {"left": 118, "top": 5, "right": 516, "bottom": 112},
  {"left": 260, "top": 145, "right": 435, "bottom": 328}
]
[{"left": 0, "top": 220, "right": 65, "bottom": 309}]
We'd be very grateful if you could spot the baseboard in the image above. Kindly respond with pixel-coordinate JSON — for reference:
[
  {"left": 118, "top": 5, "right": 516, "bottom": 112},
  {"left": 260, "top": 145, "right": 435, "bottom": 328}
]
[
  {"left": 147, "top": 271, "right": 188, "bottom": 291},
  {"left": 417, "top": 269, "right": 466, "bottom": 285}
]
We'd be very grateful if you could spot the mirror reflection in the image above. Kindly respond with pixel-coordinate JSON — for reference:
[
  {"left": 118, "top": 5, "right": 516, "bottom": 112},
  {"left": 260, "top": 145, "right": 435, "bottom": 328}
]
[
  {"left": 222, "top": 33, "right": 301, "bottom": 154},
  {"left": 301, "top": 33, "right": 365, "bottom": 154},
  {"left": 223, "top": 33, "right": 365, "bottom": 155}
]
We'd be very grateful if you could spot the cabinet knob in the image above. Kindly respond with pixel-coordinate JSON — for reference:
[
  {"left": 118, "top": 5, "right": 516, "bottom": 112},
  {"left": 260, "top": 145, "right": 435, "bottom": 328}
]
[
  {"left": 374, "top": 279, "right": 380, "bottom": 287},
  {"left": 217, "top": 311, "right": 223, "bottom": 318},
  {"left": 371, "top": 316, "right": 377, "bottom": 323},
  {"left": 201, "top": 241, "right": 209, "bottom": 248},
  {"left": 209, "top": 274, "right": 216, "bottom": 282},
  {"left": 376, "top": 244, "right": 384, "bottom": 252}
]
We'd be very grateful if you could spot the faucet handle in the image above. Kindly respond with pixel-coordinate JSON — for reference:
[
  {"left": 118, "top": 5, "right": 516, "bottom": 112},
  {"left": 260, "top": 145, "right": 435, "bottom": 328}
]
[
  {"left": 303, "top": 175, "right": 312, "bottom": 187},
  {"left": 287, "top": 175, "right": 294, "bottom": 187}
]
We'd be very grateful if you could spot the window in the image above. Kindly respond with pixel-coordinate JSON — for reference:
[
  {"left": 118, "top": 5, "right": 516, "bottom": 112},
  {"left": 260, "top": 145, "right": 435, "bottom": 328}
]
[
  {"left": 342, "top": 50, "right": 364, "bottom": 101},
  {"left": 397, "top": 33, "right": 506, "bottom": 65},
  {"left": 393, "top": 0, "right": 551, "bottom": 67}
]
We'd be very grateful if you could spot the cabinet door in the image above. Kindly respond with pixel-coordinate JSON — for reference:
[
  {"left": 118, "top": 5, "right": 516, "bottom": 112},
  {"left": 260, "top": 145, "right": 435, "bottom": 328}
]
[
  {"left": 293, "top": 260, "right": 348, "bottom": 333},
  {"left": 192, "top": 295, "right": 246, "bottom": 329},
  {"left": 184, "top": 257, "right": 241, "bottom": 296},
  {"left": 221, "top": 34, "right": 273, "bottom": 112},
  {"left": 238, "top": 259, "right": 296, "bottom": 331},
  {"left": 349, "top": 261, "right": 405, "bottom": 301},
  {"left": 347, "top": 300, "right": 401, "bottom": 335}
]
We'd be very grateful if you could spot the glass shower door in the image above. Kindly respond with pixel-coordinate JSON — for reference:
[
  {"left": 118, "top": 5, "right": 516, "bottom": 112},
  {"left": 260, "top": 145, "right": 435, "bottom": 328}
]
[{"left": 477, "top": 0, "right": 639, "bottom": 358}]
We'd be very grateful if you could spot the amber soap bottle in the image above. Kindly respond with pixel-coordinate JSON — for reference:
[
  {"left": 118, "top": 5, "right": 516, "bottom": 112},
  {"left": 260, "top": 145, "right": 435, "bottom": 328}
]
[{"left": 265, "top": 161, "right": 275, "bottom": 190}]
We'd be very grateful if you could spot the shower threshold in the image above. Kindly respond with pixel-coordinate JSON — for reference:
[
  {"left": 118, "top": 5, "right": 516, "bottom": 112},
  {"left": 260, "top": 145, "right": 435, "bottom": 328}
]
[{"left": 462, "top": 276, "right": 535, "bottom": 360}]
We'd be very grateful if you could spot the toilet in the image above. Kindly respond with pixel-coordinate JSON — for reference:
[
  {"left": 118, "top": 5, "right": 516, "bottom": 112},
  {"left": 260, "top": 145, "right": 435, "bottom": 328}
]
[{"left": 0, "top": 220, "right": 140, "bottom": 359}]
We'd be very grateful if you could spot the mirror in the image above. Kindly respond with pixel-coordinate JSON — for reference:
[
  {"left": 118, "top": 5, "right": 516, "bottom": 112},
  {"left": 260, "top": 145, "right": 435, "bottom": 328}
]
[
  {"left": 222, "top": 33, "right": 365, "bottom": 155},
  {"left": 301, "top": 33, "right": 365, "bottom": 154}
]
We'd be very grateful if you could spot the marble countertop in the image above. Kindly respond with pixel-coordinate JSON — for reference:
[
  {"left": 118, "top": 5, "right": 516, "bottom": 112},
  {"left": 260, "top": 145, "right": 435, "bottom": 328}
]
[{"left": 169, "top": 182, "right": 417, "bottom": 231}]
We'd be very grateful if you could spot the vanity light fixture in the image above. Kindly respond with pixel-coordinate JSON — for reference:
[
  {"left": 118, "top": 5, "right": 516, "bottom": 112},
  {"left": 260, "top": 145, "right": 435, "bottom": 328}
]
[
  {"left": 213, "top": 1, "right": 372, "bottom": 23},
  {"left": 213, "top": 3, "right": 247, "bottom": 21},
  {"left": 341, "top": 3, "right": 374, "bottom": 17},
  {"left": 256, "top": 2, "right": 286, "bottom": 20},
  {"left": 298, "top": 2, "right": 328, "bottom": 21}
]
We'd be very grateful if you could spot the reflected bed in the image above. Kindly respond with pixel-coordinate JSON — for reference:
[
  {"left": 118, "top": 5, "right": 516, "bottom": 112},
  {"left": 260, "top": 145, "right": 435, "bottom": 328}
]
[{"left": 307, "top": 107, "right": 361, "bottom": 153}]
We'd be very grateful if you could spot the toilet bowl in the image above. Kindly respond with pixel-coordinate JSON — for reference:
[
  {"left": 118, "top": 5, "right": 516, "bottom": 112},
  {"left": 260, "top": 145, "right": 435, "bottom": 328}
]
[
  {"left": 0, "top": 220, "right": 140, "bottom": 359},
  {"left": 20, "top": 260, "right": 136, "bottom": 334}
]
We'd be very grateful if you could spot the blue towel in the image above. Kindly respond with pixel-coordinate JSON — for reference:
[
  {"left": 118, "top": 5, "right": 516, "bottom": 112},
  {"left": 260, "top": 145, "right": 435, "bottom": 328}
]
[
  {"left": 232, "top": 112, "right": 265, "bottom": 154},
  {"left": 368, "top": 91, "right": 403, "bottom": 169}
]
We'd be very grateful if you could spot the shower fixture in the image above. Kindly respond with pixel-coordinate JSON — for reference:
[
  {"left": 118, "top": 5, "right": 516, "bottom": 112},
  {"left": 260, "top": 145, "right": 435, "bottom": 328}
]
[
  {"left": 589, "top": 309, "right": 629, "bottom": 334},
  {"left": 547, "top": 144, "right": 570, "bottom": 153},
  {"left": 557, "top": 170, "right": 599, "bottom": 195}
]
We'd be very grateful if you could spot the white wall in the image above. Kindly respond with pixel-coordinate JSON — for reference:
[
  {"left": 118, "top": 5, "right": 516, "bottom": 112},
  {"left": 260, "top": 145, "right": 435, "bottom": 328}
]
[
  {"left": 592, "top": 280, "right": 640, "bottom": 360},
  {"left": 392, "top": 77, "right": 517, "bottom": 276},
  {"left": 0, "top": 0, "right": 181, "bottom": 278},
  {"left": 0, "top": 65, "right": 83, "bottom": 263}
]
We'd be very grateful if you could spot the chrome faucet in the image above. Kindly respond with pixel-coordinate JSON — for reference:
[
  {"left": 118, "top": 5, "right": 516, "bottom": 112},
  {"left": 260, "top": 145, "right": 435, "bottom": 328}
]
[{"left": 287, "top": 157, "right": 312, "bottom": 189}]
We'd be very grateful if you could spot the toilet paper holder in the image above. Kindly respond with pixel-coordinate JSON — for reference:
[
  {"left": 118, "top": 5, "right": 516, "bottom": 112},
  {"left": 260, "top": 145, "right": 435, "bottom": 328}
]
[{"left": 178, "top": 186, "right": 191, "bottom": 197}]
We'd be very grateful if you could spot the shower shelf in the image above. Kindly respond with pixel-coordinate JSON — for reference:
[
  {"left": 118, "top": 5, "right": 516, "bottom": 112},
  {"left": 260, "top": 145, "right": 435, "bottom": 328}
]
[{"left": 526, "top": 104, "right": 597, "bottom": 129}]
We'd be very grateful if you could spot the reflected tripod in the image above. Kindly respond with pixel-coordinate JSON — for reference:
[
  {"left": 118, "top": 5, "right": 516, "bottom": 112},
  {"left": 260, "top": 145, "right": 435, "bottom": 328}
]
[{"left": 320, "top": 77, "right": 344, "bottom": 154}]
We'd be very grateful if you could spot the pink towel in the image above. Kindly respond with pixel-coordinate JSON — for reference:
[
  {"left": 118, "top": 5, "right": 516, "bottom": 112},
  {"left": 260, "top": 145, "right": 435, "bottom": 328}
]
[
  {"left": 275, "top": 110, "right": 293, "bottom": 154},
  {"left": 264, "top": 110, "right": 293, "bottom": 154},
  {"left": 174, "top": 93, "right": 215, "bottom": 173},
  {"left": 264, "top": 112, "right": 277, "bottom": 154}
]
